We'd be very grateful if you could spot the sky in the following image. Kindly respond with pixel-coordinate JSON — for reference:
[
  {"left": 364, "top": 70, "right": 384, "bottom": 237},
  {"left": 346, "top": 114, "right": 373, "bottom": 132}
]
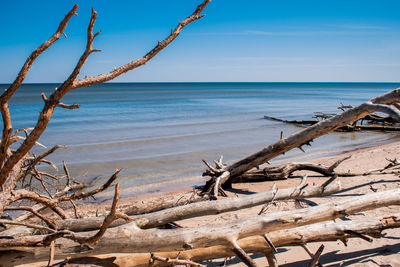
[{"left": 1, "top": 0, "right": 400, "bottom": 83}]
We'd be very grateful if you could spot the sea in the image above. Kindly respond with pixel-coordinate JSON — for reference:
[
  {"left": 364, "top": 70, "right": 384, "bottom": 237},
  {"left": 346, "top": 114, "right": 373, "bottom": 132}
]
[{"left": 4, "top": 82, "right": 400, "bottom": 200}]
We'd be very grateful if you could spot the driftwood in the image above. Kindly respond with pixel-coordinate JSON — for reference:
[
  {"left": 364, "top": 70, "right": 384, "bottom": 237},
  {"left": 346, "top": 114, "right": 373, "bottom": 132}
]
[
  {"left": 234, "top": 156, "right": 400, "bottom": 182},
  {"left": 2, "top": 176, "right": 339, "bottom": 236},
  {"left": 202, "top": 89, "right": 400, "bottom": 197},
  {"left": 3, "top": 187, "right": 400, "bottom": 264},
  {"left": 265, "top": 115, "right": 400, "bottom": 132},
  {"left": 2, "top": 1, "right": 400, "bottom": 266},
  {"left": 0, "top": 0, "right": 210, "bottom": 215},
  {"left": 265, "top": 105, "right": 400, "bottom": 132},
  {"left": 233, "top": 157, "right": 353, "bottom": 182},
  {"left": 16, "top": 213, "right": 400, "bottom": 266}
]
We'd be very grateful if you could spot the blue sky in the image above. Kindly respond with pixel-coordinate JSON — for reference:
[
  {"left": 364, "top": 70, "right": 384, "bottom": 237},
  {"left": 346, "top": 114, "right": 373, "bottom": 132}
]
[{"left": 1, "top": 0, "right": 400, "bottom": 82}]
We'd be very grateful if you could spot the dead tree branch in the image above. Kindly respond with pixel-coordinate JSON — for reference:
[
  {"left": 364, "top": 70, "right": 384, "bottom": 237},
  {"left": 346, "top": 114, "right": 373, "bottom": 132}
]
[
  {"left": 2, "top": 187, "right": 400, "bottom": 260},
  {"left": 0, "top": 0, "right": 211, "bottom": 196},
  {"left": 45, "top": 177, "right": 340, "bottom": 233},
  {"left": 202, "top": 89, "right": 400, "bottom": 195},
  {"left": 10, "top": 211, "right": 400, "bottom": 266}
]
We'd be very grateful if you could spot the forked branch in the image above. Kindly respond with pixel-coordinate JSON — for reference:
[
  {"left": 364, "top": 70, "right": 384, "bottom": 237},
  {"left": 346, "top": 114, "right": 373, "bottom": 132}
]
[
  {"left": 0, "top": 0, "right": 211, "bottom": 189},
  {"left": 70, "top": 0, "right": 211, "bottom": 89}
]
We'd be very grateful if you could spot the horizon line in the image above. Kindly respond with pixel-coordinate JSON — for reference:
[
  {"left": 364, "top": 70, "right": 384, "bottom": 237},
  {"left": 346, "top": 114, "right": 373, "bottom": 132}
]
[{"left": 1, "top": 81, "right": 400, "bottom": 85}]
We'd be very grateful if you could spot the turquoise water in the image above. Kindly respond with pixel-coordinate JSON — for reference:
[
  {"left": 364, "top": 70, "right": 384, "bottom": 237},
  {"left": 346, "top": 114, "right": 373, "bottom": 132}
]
[{"left": 3, "top": 82, "right": 400, "bottom": 198}]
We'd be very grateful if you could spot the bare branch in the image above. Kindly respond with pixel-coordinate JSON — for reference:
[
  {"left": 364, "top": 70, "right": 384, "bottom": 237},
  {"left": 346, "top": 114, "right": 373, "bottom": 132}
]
[
  {"left": 230, "top": 239, "right": 258, "bottom": 267},
  {"left": 308, "top": 244, "right": 324, "bottom": 267},
  {"left": 10, "top": 170, "right": 119, "bottom": 221},
  {"left": 56, "top": 102, "right": 81, "bottom": 109},
  {"left": 72, "top": 183, "right": 119, "bottom": 244},
  {"left": 59, "top": 169, "right": 120, "bottom": 201},
  {"left": 0, "top": 219, "right": 55, "bottom": 233},
  {"left": 150, "top": 254, "right": 203, "bottom": 267},
  {"left": 203, "top": 89, "right": 400, "bottom": 189},
  {"left": 56, "top": 179, "right": 340, "bottom": 232},
  {"left": 1, "top": 5, "right": 78, "bottom": 102},
  {"left": 0, "top": 1, "right": 211, "bottom": 188},
  {"left": 0, "top": 4, "right": 78, "bottom": 169},
  {"left": 0, "top": 184, "right": 119, "bottom": 247},
  {"left": 20, "top": 145, "right": 64, "bottom": 180},
  {"left": 4, "top": 206, "right": 57, "bottom": 229},
  {"left": 362, "top": 102, "right": 400, "bottom": 121},
  {"left": 70, "top": 0, "right": 211, "bottom": 89},
  {"left": 265, "top": 252, "right": 278, "bottom": 267}
]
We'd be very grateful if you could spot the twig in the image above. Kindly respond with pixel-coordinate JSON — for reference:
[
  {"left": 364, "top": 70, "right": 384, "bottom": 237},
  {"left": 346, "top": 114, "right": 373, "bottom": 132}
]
[
  {"left": 70, "top": 0, "right": 211, "bottom": 89},
  {"left": 343, "top": 230, "right": 373, "bottom": 242},
  {"left": 265, "top": 252, "right": 278, "bottom": 267},
  {"left": 0, "top": 219, "right": 56, "bottom": 233},
  {"left": 48, "top": 241, "right": 55, "bottom": 266},
  {"left": 308, "top": 244, "right": 325, "bottom": 267},
  {"left": 151, "top": 254, "right": 203, "bottom": 267},
  {"left": 231, "top": 239, "right": 258, "bottom": 267},
  {"left": 300, "top": 244, "right": 323, "bottom": 267},
  {"left": 263, "top": 234, "right": 277, "bottom": 253},
  {"left": 4, "top": 206, "right": 57, "bottom": 229}
]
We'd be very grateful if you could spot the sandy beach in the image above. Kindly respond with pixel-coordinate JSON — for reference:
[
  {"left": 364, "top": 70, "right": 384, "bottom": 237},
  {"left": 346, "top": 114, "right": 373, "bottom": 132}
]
[
  {"left": 12, "top": 136, "right": 400, "bottom": 267},
  {"left": 2, "top": 0, "right": 400, "bottom": 265}
]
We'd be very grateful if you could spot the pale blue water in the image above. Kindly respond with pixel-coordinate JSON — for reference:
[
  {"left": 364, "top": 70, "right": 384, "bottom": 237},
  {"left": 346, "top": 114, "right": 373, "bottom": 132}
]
[{"left": 3, "top": 82, "right": 400, "bottom": 198}]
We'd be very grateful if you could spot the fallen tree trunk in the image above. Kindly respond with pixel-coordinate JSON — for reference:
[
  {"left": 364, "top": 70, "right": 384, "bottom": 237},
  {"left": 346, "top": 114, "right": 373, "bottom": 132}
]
[
  {"left": 111, "top": 213, "right": 400, "bottom": 267},
  {"left": 11, "top": 213, "right": 400, "bottom": 266},
  {"left": 347, "top": 124, "right": 400, "bottom": 131},
  {"left": 264, "top": 115, "right": 400, "bottom": 132},
  {"left": 203, "top": 89, "right": 400, "bottom": 195},
  {"left": 2, "top": 177, "right": 340, "bottom": 235},
  {"left": 233, "top": 157, "right": 353, "bottom": 182},
  {"left": 235, "top": 154, "right": 400, "bottom": 183},
  {"left": 3, "top": 187, "right": 400, "bottom": 263},
  {"left": 263, "top": 115, "right": 318, "bottom": 125}
]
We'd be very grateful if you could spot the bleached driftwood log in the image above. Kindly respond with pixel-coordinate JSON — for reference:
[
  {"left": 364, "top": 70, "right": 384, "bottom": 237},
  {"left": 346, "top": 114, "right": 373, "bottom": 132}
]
[
  {"left": 128, "top": 213, "right": 398, "bottom": 266},
  {"left": 2, "top": 176, "right": 340, "bottom": 236},
  {"left": 202, "top": 88, "right": 400, "bottom": 196},
  {"left": 3, "top": 187, "right": 400, "bottom": 264},
  {"left": 12, "top": 213, "right": 400, "bottom": 266}
]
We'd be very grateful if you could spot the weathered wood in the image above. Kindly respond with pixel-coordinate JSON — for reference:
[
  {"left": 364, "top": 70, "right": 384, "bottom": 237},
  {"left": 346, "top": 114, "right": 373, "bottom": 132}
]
[
  {"left": 16, "top": 213, "right": 400, "bottom": 266},
  {"left": 264, "top": 115, "right": 318, "bottom": 125},
  {"left": 3, "top": 179, "right": 340, "bottom": 235},
  {"left": 265, "top": 252, "right": 278, "bottom": 267},
  {"left": 4, "top": 188, "right": 400, "bottom": 263},
  {"left": 204, "top": 89, "right": 400, "bottom": 193},
  {"left": 264, "top": 115, "right": 400, "bottom": 132},
  {"left": 231, "top": 239, "right": 258, "bottom": 267},
  {"left": 234, "top": 157, "right": 351, "bottom": 182},
  {"left": 308, "top": 244, "right": 324, "bottom": 267}
]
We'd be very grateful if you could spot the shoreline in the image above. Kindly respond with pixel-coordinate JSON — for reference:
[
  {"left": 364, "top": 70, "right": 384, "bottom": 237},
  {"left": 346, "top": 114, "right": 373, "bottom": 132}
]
[
  {"left": 90, "top": 132, "right": 400, "bottom": 204},
  {"left": 113, "top": 134, "right": 400, "bottom": 267},
  {"left": 61, "top": 134, "right": 400, "bottom": 233},
  {"left": 18, "top": 132, "right": 400, "bottom": 266}
]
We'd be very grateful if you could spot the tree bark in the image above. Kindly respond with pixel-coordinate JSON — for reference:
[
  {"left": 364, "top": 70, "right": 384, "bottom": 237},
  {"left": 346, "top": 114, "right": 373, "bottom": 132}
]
[
  {"left": 3, "top": 188, "right": 400, "bottom": 263},
  {"left": 2, "top": 179, "right": 340, "bottom": 235},
  {"left": 233, "top": 157, "right": 352, "bottom": 182},
  {"left": 9, "top": 212, "right": 400, "bottom": 266},
  {"left": 203, "top": 89, "right": 400, "bottom": 194}
]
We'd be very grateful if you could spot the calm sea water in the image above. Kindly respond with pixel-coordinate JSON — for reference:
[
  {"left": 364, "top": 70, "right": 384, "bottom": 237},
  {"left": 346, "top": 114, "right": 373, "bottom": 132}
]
[{"left": 3, "top": 82, "right": 400, "bottom": 199}]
